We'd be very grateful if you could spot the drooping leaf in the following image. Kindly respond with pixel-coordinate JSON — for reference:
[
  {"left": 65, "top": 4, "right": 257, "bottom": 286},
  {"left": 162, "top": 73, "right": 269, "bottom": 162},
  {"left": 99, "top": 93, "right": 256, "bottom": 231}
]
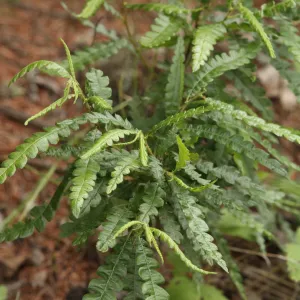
[
  {"left": 238, "top": 4, "right": 275, "bottom": 58},
  {"left": 81, "top": 129, "right": 138, "bottom": 159},
  {"left": 9, "top": 60, "right": 71, "bottom": 86}
]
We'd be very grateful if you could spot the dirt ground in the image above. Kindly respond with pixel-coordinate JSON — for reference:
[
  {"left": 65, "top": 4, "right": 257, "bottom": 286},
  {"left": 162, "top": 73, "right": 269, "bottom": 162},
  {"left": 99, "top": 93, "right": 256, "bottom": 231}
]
[{"left": 1, "top": 1, "right": 300, "bottom": 300}]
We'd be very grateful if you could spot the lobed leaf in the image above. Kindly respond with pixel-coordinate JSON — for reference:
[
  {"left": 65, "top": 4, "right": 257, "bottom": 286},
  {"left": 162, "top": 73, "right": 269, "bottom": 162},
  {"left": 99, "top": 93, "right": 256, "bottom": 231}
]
[{"left": 192, "top": 24, "right": 226, "bottom": 72}]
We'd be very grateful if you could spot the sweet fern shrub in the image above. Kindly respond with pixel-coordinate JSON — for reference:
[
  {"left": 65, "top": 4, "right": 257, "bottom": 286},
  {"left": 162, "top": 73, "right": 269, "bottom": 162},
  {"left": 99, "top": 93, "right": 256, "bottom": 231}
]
[{"left": 2, "top": 0, "right": 300, "bottom": 298}]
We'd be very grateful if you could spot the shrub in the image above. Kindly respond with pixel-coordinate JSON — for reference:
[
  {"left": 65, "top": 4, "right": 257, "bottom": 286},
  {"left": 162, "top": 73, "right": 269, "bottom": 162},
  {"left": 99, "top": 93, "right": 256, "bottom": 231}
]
[{"left": 1, "top": 0, "right": 300, "bottom": 299}]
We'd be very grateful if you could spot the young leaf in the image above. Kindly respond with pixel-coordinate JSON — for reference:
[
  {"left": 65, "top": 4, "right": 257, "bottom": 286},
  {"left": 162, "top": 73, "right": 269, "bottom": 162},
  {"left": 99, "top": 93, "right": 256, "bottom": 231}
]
[
  {"left": 77, "top": 0, "right": 104, "bottom": 19},
  {"left": 238, "top": 4, "right": 275, "bottom": 58},
  {"left": 60, "top": 39, "right": 76, "bottom": 79},
  {"left": 87, "top": 96, "right": 112, "bottom": 112},
  {"left": 85, "top": 68, "right": 112, "bottom": 99},
  {"left": 151, "top": 227, "right": 215, "bottom": 274},
  {"left": 81, "top": 129, "right": 138, "bottom": 159},
  {"left": 175, "top": 135, "right": 190, "bottom": 171},
  {"left": 192, "top": 24, "right": 226, "bottom": 72},
  {"left": 140, "top": 14, "right": 183, "bottom": 48},
  {"left": 9, "top": 60, "right": 71, "bottom": 86},
  {"left": 25, "top": 82, "right": 73, "bottom": 125},
  {"left": 165, "top": 36, "right": 185, "bottom": 116},
  {"left": 139, "top": 132, "right": 148, "bottom": 167}
]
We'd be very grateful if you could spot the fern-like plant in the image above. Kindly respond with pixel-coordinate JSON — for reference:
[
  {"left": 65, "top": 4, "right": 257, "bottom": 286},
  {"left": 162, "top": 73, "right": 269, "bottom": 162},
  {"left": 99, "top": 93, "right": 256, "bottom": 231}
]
[{"left": 2, "top": 0, "right": 300, "bottom": 298}]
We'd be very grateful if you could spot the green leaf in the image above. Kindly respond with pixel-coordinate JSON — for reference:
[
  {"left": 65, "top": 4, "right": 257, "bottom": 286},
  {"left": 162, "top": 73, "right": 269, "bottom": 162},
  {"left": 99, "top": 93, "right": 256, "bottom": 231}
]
[
  {"left": 136, "top": 238, "right": 169, "bottom": 300},
  {"left": 286, "top": 243, "right": 300, "bottom": 281},
  {"left": 9, "top": 60, "right": 71, "bottom": 86},
  {"left": 261, "top": 0, "right": 296, "bottom": 16},
  {"left": 63, "top": 39, "right": 128, "bottom": 71},
  {"left": 125, "top": 3, "right": 200, "bottom": 15},
  {"left": 140, "top": 14, "right": 183, "bottom": 48},
  {"left": 172, "top": 186, "right": 228, "bottom": 271},
  {"left": 238, "top": 4, "right": 275, "bottom": 58},
  {"left": 85, "top": 68, "right": 112, "bottom": 99},
  {"left": 97, "top": 207, "right": 133, "bottom": 252},
  {"left": 188, "top": 124, "right": 286, "bottom": 176},
  {"left": 25, "top": 82, "right": 73, "bottom": 125},
  {"left": 107, "top": 153, "right": 140, "bottom": 194},
  {"left": 70, "top": 157, "right": 100, "bottom": 218},
  {"left": 88, "top": 96, "right": 112, "bottom": 112},
  {"left": 152, "top": 227, "right": 215, "bottom": 274},
  {"left": 84, "top": 237, "right": 131, "bottom": 299},
  {"left": 60, "top": 39, "right": 76, "bottom": 79},
  {"left": 188, "top": 45, "right": 259, "bottom": 98},
  {"left": 159, "top": 206, "right": 183, "bottom": 244},
  {"left": 165, "top": 36, "right": 185, "bottom": 116},
  {"left": 81, "top": 129, "right": 138, "bottom": 159},
  {"left": 139, "top": 183, "right": 165, "bottom": 224},
  {"left": 205, "top": 99, "right": 300, "bottom": 145},
  {"left": 192, "top": 24, "right": 226, "bottom": 72},
  {"left": 139, "top": 132, "right": 148, "bottom": 167},
  {"left": 77, "top": 0, "right": 104, "bottom": 19},
  {"left": 175, "top": 135, "right": 190, "bottom": 171}
]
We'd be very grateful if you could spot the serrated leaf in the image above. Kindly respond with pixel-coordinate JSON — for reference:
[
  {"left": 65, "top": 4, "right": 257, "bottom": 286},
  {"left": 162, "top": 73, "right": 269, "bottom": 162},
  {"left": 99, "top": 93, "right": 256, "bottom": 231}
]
[
  {"left": 192, "top": 24, "right": 226, "bottom": 72},
  {"left": 9, "top": 60, "right": 71, "bottom": 86},
  {"left": 81, "top": 129, "right": 138, "bottom": 159},
  {"left": 136, "top": 238, "right": 169, "bottom": 300},
  {"left": 139, "top": 183, "right": 165, "bottom": 224},
  {"left": 70, "top": 157, "right": 100, "bottom": 218},
  {"left": 188, "top": 45, "right": 260, "bottom": 98},
  {"left": 25, "top": 82, "right": 73, "bottom": 125},
  {"left": 107, "top": 154, "right": 140, "bottom": 194},
  {"left": 85, "top": 68, "right": 112, "bottom": 99},
  {"left": 96, "top": 207, "right": 133, "bottom": 252},
  {"left": 140, "top": 14, "right": 183, "bottom": 48}
]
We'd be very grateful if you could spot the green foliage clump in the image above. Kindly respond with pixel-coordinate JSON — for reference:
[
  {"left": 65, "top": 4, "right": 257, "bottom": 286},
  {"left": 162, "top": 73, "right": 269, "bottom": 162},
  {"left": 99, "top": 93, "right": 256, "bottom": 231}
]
[{"left": 2, "top": 0, "right": 300, "bottom": 298}]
